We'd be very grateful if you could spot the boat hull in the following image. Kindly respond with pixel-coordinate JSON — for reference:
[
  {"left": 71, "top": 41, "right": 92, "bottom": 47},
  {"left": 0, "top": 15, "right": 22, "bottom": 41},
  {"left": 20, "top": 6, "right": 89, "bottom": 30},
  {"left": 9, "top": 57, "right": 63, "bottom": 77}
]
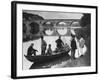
[{"left": 24, "top": 50, "right": 70, "bottom": 64}]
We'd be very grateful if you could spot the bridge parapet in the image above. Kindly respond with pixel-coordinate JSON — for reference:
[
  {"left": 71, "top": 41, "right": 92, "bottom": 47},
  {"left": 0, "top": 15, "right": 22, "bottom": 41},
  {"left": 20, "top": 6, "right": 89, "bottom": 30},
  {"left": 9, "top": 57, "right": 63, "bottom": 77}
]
[{"left": 30, "top": 19, "right": 81, "bottom": 27}]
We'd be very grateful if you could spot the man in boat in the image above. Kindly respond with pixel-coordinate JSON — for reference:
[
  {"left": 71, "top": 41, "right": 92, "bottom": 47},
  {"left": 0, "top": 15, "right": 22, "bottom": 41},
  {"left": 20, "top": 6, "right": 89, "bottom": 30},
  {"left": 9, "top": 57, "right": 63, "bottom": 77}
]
[
  {"left": 55, "top": 36, "right": 64, "bottom": 51},
  {"left": 78, "top": 35, "right": 86, "bottom": 56},
  {"left": 41, "top": 36, "right": 47, "bottom": 55},
  {"left": 71, "top": 34, "right": 77, "bottom": 60},
  {"left": 27, "top": 43, "right": 38, "bottom": 56},
  {"left": 46, "top": 44, "right": 52, "bottom": 55}
]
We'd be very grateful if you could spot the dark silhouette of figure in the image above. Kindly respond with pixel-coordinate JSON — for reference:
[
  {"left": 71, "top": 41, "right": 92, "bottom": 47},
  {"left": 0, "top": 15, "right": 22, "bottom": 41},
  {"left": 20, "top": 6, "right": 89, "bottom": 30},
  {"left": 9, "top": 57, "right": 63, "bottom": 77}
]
[
  {"left": 46, "top": 44, "right": 52, "bottom": 55},
  {"left": 41, "top": 36, "right": 47, "bottom": 55},
  {"left": 71, "top": 34, "right": 77, "bottom": 59},
  {"left": 27, "top": 43, "right": 38, "bottom": 56},
  {"left": 55, "top": 36, "right": 64, "bottom": 49}
]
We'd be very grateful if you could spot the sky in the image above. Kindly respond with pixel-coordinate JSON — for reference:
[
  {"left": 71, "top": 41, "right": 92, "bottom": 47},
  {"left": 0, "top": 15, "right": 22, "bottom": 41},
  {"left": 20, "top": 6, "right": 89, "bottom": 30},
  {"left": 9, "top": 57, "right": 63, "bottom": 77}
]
[{"left": 23, "top": 10, "right": 83, "bottom": 19}]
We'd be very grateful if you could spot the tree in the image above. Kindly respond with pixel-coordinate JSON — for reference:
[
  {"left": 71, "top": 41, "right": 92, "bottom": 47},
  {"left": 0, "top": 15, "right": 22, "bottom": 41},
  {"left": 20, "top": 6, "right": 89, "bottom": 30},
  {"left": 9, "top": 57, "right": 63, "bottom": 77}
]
[
  {"left": 80, "top": 13, "right": 91, "bottom": 27},
  {"left": 30, "top": 22, "right": 39, "bottom": 34},
  {"left": 23, "top": 12, "right": 44, "bottom": 42},
  {"left": 75, "top": 14, "right": 91, "bottom": 39}
]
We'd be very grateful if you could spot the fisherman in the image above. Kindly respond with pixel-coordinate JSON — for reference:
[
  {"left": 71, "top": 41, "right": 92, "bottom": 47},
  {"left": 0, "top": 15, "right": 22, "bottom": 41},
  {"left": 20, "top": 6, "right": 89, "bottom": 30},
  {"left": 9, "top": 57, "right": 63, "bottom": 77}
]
[
  {"left": 27, "top": 43, "right": 38, "bottom": 56},
  {"left": 41, "top": 36, "right": 47, "bottom": 55},
  {"left": 46, "top": 44, "right": 52, "bottom": 55},
  {"left": 71, "top": 34, "right": 77, "bottom": 60},
  {"left": 55, "top": 36, "right": 64, "bottom": 50}
]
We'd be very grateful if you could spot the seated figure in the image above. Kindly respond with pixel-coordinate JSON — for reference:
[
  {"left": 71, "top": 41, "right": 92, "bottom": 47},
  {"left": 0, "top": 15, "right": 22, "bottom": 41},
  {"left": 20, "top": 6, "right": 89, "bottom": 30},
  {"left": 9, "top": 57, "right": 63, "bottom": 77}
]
[
  {"left": 27, "top": 43, "right": 38, "bottom": 56},
  {"left": 46, "top": 44, "right": 52, "bottom": 55}
]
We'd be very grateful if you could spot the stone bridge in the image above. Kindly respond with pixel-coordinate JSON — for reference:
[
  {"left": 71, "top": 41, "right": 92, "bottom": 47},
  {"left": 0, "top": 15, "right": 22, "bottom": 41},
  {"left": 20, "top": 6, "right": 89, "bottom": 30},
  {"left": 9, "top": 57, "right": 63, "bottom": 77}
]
[
  {"left": 29, "top": 19, "right": 81, "bottom": 28},
  {"left": 23, "top": 19, "right": 82, "bottom": 39}
]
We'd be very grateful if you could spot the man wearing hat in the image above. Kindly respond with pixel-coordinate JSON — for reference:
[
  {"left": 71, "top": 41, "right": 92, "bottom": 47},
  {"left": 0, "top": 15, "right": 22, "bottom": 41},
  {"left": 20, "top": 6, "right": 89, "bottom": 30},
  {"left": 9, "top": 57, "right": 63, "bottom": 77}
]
[{"left": 71, "top": 34, "right": 77, "bottom": 59}]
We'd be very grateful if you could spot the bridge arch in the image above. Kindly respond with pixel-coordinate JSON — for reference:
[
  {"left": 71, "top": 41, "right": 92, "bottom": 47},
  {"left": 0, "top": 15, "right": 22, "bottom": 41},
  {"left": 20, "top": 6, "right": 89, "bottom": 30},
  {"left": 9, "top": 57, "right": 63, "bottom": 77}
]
[
  {"left": 56, "top": 21, "right": 67, "bottom": 26},
  {"left": 42, "top": 21, "right": 53, "bottom": 28},
  {"left": 71, "top": 21, "right": 80, "bottom": 27}
]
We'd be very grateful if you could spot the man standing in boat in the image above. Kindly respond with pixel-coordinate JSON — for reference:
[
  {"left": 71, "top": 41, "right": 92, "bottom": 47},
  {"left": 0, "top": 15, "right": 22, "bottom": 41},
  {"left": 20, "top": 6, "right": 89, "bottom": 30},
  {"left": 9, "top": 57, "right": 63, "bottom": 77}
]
[
  {"left": 41, "top": 36, "right": 47, "bottom": 55},
  {"left": 27, "top": 43, "right": 38, "bottom": 56},
  {"left": 55, "top": 36, "right": 64, "bottom": 50},
  {"left": 71, "top": 34, "right": 77, "bottom": 60}
]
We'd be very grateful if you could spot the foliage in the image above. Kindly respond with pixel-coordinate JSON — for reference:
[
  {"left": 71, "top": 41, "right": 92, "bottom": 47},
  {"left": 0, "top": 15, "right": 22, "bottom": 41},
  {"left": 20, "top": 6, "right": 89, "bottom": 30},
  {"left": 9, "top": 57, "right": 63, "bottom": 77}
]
[
  {"left": 23, "top": 12, "right": 44, "bottom": 42},
  {"left": 80, "top": 13, "right": 91, "bottom": 27}
]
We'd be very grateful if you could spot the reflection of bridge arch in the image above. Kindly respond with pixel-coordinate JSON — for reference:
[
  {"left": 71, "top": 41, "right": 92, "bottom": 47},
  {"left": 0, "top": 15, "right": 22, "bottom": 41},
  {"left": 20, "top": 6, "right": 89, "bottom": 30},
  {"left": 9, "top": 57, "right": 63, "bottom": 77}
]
[{"left": 29, "top": 22, "right": 40, "bottom": 34}]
